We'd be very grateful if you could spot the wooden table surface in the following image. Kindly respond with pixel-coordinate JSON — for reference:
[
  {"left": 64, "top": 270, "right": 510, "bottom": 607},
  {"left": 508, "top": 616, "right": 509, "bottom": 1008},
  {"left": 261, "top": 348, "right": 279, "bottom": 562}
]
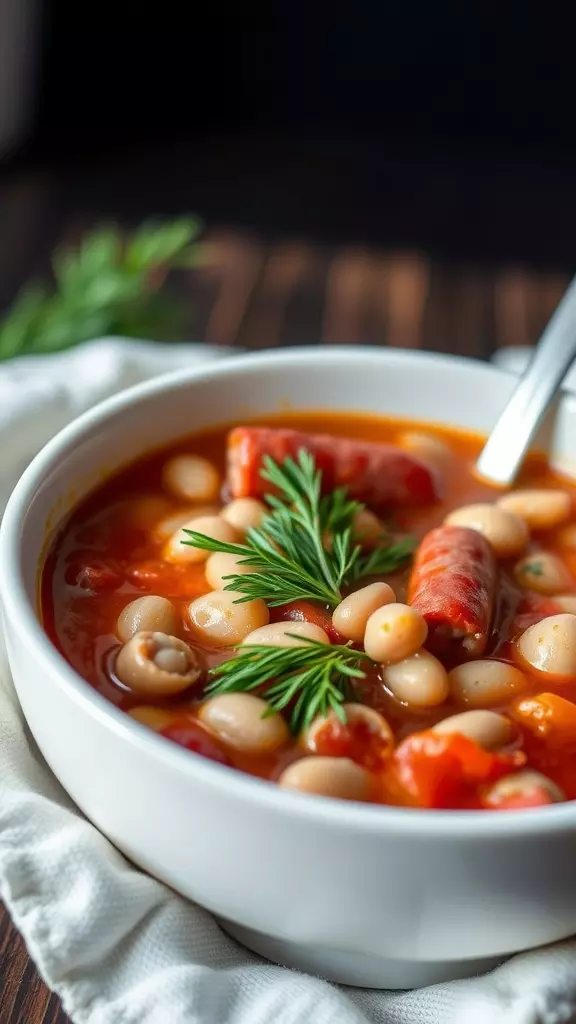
[{"left": 1, "top": 138, "right": 575, "bottom": 1022}]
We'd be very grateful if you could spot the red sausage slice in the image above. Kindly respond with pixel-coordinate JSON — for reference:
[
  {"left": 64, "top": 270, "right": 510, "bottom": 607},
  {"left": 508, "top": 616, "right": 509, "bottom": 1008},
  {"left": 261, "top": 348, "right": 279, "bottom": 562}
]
[
  {"left": 407, "top": 525, "right": 496, "bottom": 658},
  {"left": 227, "top": 427, "right": 440, "bottom": 509}
]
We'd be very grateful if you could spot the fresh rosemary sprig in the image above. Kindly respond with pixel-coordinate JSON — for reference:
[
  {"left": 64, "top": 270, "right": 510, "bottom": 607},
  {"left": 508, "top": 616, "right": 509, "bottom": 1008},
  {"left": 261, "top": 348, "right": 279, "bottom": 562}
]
[
  {"left": 183, "top": 450, "right": 414, "bottom": 606},
  {"left": 0, "top": 217, "right": 207, "bottom": 361},
  {"left": 349, "top": 535, "right": 416, "bottom": 581},
  {"left": 207, "top": 638, "right": 373, "bottom": 732}
]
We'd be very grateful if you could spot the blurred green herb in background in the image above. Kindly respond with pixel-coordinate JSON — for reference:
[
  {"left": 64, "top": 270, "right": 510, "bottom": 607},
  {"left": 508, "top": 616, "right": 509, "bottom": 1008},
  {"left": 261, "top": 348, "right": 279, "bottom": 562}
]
[{"left": 0, "top": 217, "right": 207, "bottom": 361}]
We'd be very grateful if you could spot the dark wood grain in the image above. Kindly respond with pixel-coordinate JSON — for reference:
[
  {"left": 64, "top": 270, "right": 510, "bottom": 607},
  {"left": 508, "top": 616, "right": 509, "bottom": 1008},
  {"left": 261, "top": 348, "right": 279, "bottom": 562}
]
[{"left": 0, "top": 140, "right": 575, "bottom": 1022}]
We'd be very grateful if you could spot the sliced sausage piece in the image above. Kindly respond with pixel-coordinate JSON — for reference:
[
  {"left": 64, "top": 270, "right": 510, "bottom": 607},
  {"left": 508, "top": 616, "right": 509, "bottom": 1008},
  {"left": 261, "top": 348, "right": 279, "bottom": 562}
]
[
  {"left": 226, "top": 426, "right": 441, "bottom": 508},
  {"left": 407, "top": 525, "right": 497, "bottom": 658}
]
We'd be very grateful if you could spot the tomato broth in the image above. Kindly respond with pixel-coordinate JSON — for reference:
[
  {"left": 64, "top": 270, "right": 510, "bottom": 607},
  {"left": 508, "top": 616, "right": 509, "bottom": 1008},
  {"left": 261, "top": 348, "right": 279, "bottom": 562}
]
[{"left": 41, "top": 412, "right": 576, "bottom": 809}]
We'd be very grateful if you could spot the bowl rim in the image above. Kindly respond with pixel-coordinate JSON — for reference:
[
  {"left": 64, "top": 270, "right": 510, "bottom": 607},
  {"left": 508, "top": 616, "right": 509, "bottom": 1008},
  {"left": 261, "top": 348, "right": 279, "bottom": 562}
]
[{"left": 2, "top": 344, "right": 576, "bottom": 838}]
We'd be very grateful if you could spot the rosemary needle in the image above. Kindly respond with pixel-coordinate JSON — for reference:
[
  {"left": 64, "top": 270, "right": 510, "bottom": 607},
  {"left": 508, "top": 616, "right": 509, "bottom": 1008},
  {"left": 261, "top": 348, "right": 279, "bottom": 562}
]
[
  {"left": 207, "top": 638, "right": 374, "bottom": 733},
  {"left": 183, "top": 450, "right": 414, "bottom": 607}
]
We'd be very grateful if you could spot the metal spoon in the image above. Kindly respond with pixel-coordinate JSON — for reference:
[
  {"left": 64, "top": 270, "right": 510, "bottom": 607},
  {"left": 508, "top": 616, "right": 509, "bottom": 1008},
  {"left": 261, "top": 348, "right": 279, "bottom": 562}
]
[{"left": 476, "top": 274, "right": 576, "bottom": 486}]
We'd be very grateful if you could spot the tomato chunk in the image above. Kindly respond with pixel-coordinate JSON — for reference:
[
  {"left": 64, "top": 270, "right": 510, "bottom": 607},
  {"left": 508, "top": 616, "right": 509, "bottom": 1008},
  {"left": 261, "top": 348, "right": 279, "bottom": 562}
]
[
  {"left": 390, "top": 730, "right": 525, "bottom": 809},
  {"left": 160, "top": 719, "right": 232, "bottom": 765},
  {"left": 510, "top": 693, "right": 576, "bottom": 800},
  {"left": 311, "top": 716, "right": 392, "bottom": 769},
  {"left": 66, "top": 557, "right": 124, "bottom": 593},
  {"left": 512, "top": 692, "right": 576, "bottom": 742}
]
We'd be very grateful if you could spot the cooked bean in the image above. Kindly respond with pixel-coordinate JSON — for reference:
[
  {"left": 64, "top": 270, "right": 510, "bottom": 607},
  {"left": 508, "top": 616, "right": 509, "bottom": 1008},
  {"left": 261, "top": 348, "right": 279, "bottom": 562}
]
[
  {"left": 128, "top": 706, "right": 175, "bottom": 731},
  {"left": 323, "top": 509, "right": 385, "bottom": 553},
  {"left": 514, "top": 552, "right": 574, "bottom": 596},
  {"left": 162, "top": 454, "right": 221, "bottom": 503},
  {"left": 516, "top": 613, "right": 576, "bottom": 679},
  {"left": 115, "top": 632, "right": 204, "bottom": 696},
  {"left": 117, "top": 596, "right": 180, "bottom": 641},
  {"left": 221, "top": 497, "right": 267, "bottom": 536},
  {"left": 449, "top": 659, "right": 528, "bottom": 708},
  {"left": 187, "top": 590, "right": 269, "bottom": 647},
  {"left": 198, "top": 693, "right": 289, "bottom": 754},
  {"left": 497, "top": 489, "right": 571, "bottom": 530},
  {"left": 163, "top": 515, "right": 238, "bottom": 564},
  {"left": 332, "top": 583, "right": 395, "bottom": 642},
  {"left": 154, "top": 506, "right": 220, "bottom": 543},
  {"left": 399, "top": 430, "right": 451, "bottom": 466},
  {"left": 352, "top": 508, "right": 385, "bottom": 546},
  {"left": 242, "top": 620, "right": 329, "bottom": 647},
  {"left": 205, "top": 551, "right": 257, "bottom": 590},
  {"left": 278, "top": 756, "right": 370, "bottom": 800},
  {"left": 432, "top": 709, "right": 512, "bottom": 750},
  {"left": 444, "top": 503, "right": 529, "bottom": 558},
  {"left": 554, "top": 594, "right": 576, "bottom": 614},
  {"left": 363, "top": 603, "right": 428, "bottom": 663},
  {"left": 305, "top": 702, "right": 394, "bottom": 755},
  {"left": 383, "top": 650, "right": 449, "bottom": 707},
  {"left": 484, "top": 770, "right": 565, "bottom": 808}
]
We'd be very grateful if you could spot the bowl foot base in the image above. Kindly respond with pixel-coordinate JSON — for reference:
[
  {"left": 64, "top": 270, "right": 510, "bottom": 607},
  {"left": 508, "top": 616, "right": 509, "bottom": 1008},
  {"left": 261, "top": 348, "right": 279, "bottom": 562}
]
[{"left": 218, "top": 918, "right": 508, "bottom": 989}]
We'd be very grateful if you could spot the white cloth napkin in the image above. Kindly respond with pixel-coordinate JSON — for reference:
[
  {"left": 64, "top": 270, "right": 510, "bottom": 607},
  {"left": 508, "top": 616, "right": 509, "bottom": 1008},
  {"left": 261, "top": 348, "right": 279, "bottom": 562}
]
[{"left": 1, "top": 339, "right": 576, "bottom": 1024}]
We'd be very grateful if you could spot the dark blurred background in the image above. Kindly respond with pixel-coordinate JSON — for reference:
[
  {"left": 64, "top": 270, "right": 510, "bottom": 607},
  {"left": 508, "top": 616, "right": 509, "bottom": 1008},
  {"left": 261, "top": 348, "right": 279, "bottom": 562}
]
[{"left": 1, "top": 3, "right": 576, "bottom": 355}]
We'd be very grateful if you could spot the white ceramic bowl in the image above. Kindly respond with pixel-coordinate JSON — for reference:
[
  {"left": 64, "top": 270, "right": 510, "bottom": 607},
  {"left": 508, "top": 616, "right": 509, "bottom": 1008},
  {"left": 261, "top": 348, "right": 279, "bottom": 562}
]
[{"left": 2, "top": 347, "right": 576, "bottom": 990}]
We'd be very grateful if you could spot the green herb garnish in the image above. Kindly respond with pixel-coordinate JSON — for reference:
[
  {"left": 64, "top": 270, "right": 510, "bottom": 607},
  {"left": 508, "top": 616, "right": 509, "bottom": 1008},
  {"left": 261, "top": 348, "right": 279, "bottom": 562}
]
[
  {"left": 349, "top": 535, "right": 417, "bottom": 582},
  {"left": 0, "top": 217, "right": 207, "bottom": 360},
  {"left": 522, "top": 561, "right": 544, "bottom": 576},
  {"left": 207, "top": 638, "right": 373, "bottom": 733},
  {"left": 183, "top": 450, "right": 414, "bottom": 607}
]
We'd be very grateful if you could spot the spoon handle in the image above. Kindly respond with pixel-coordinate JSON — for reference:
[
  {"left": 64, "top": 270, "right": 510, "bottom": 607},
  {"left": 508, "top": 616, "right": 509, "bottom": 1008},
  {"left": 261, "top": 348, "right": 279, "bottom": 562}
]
[{"left": 476, "top": 275, "right": 576, "bottom": 486}]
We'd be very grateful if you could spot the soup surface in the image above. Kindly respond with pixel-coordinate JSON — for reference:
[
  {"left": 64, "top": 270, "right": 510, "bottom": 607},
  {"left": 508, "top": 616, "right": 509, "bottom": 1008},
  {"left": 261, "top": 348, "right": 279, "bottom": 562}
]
[{"left": 42, "top": 412, "right": 576, "bottom": 810}]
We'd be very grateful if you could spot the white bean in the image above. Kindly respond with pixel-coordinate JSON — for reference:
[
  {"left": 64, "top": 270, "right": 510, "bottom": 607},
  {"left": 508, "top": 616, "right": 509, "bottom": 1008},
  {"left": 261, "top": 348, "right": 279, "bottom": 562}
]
[
  {"left": 163, "top": 515, "right": 238, "bottom": 564},
  {"left": 278, "top": 756, "right": 371, "bottom": 801},
  {"left": 554, "top": 594, "right": 576, "bottom": 614},
  {"left": 305, "top": 702, "right": 394, "bottom": 755},
  {"left": 484, "top": 770, "right": 565, "bottom": 807},
  {"left": 514, "top": 552, "right": 574, "bottom": 596},
  {"left": 352, "top": 509, "right": 385, "bottom": 546},
  {"left": 117, "top": 596, "right": 180, "bottom": 641},
  {"left": 205, "top": 551, "right": 257, "bottom": 590},
  {"left": 242, "top": 620, "right": 329, "bottom": 647},
  {"left": 162, "top": 454, "right": 221, "bottom": 503},
  {"left": 115, "top": 632, "right": 204, "bottom": 696},
  {"left": 198, "top": 693, "right": 289, "bottom": 754},
  {"left": 221, "top": 497, "right": 267, "bottom": 536},
  {"left": 332, "top": 582, "right": 396, "bottom": 642},
  {"left": 187, "top": 590, "right": 269, "bottom": 647},
  {"left": 383, "top": 650, "right": 449, "bottom": 708},
  {"left": 399, "top": 430, "right": 452, "bottom": 466},
  {"left": 432, "top": 710, "right": 512, "bottom": 750},
  {"left": 364, "top": 603, "right": 428, "bottom": 663},
  {"left": 449, "top": 659, "right": 528, "bottom": 708},
  {"left": 497, "top": 489, "right": 572, "bottom": 530},
  {"left": 323, "top": 509, "right": 385, "bottom": 553},
  {"left": 516, "top": 613, "right": 576, "bottom": 679},
  {"left": 128, "top": 706, "right": 175, "bottom": 731},
  {"left": 444, "top": 503, "right": 529, "bottom": 557},
  {"left": 154, "top": 506, "right": 221, "bottom": 543}
]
